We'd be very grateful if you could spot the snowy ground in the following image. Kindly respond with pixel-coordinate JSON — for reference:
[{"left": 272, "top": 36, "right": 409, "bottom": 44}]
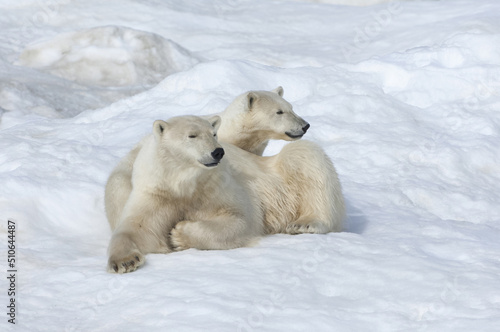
[{"left": 1, "top": 0, "right": 500, "bottom": 331}]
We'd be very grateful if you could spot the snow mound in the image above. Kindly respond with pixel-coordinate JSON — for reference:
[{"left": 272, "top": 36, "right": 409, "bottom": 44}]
[{"left": 17, "top": 26, "right": 199, "bottom": 87}]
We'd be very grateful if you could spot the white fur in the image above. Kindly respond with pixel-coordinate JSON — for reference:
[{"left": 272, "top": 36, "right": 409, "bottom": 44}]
[
  {"left": 105, "top": 86, "right": 309, "bottom": 230},
  {"left": 106, "top": 115, "right": 345, "bottom": 273},
  {"left": 217, "top": 86, "right": 309, "bottom": 156},
  {"left": 221, "top": 141, "right": 345, "bottom": 235},
  {"left": 107, "top": 116, "right": 263, "bottom": 273}
]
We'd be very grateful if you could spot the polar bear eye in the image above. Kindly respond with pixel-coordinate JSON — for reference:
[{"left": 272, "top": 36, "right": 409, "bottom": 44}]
[
  {"left": 213, "top": 133, "right": 217, "bottom": 137},
  {"left": 276, "top": 110, "right": 284, "bottom": 115},
  {"left": 188, "top": 135, "right": 197, "bottom": 138}
]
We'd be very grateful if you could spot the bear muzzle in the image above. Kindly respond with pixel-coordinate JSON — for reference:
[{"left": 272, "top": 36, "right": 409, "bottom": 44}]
[
  {"left": 285, "top": 123, "right": 310, "bottom": 139},
  {"left": 202, "top": 147, "right": 225, "bottom": 167}
]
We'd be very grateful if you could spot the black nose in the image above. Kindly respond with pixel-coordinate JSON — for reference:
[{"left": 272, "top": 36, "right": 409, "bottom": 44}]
[
  {"left": 302, "top": 123, "right": 310, "bottom": 133},
  {"left": 211, "top": 147, "right": 225, "bottom": 161}
]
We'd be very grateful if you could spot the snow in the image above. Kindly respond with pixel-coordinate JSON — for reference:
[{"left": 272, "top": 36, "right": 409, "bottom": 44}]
[
  {"left": 1, "top": 0, "right": 500, "bottom": 331},
  {"left": 17, "top": 26, "right": 199, "bottom": 87}
]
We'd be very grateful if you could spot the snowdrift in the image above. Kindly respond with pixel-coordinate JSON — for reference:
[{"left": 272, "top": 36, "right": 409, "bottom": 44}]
[
  {"left": 17, "top": 26, "right": 199, "bottom": 87},
  {"left": 0, "top": 26, "right": 199, "bottom": 118}
]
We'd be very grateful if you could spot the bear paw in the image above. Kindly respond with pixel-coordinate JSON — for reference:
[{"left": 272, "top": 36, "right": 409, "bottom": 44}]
[
  {"left": 285, "top": 223, "right": 315, "bottom": 235},
  {"left": 108, "top": 250, "right": 144, "bottom": 274},
  {"left": 286, "top": 220, "right": 330, "bottom": 235},
  {"left": 169, "top": 222, "right": 192, "bottom": 251}
]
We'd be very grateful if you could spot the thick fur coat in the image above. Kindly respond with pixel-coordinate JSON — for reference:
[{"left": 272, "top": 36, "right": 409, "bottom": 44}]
[
  {"left": 105, "top": 87, "right": 309, "bottom": 230},
  {"left": 106, "top": 116, "right": 344, "bottom": 273}
]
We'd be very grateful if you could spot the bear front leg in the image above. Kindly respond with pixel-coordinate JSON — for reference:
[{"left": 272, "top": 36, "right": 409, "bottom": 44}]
[
  {"left": 107, "top": 203, "right": 174, "bottom": 273},
  {"left": 169, "top": 214, "right": 258, "bottom": 251},
  {"left": 107, "top": 232, "right": 145, "bottom": 273}
]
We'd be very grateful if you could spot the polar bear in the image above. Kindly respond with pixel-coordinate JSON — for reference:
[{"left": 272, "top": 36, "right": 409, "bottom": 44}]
[
  {"left": 107, "top": 115, "right": 344, "bottom": 273},
  {"left": 108, "top": 115, "right": 263, "bottom": 273},
  {"left": 105, "top": 86, "right": 309, "bottom": 230},
  {"left": 217, "top": 86, "right": 310, "bottom": 156},
  {"left": 222, "top": 140, "right": 345, "bottom": 235}
]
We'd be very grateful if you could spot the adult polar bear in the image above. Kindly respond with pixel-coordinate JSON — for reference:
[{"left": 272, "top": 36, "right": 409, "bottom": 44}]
[
  {"left": 105, "top": 87, "right": 309, "bottom": 230},
  {"left": 217, "top": 86, "right": 310, "bottom": 156},
  {"left": 107, "top": 115, "right": 344, "bottom": 273}
]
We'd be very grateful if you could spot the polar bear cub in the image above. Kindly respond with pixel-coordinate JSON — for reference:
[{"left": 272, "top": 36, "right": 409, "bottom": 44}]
[
  {"left": 217, "top": 86, "right": 310, "bottom": 156},
  {"left": 108, "top": 115, "right": 263, "bottom": 273},
  {"left": 105, "top": 86, "right": 309, "bottom": 230}
]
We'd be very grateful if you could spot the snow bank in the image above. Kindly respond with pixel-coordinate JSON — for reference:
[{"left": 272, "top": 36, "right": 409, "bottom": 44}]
[
  {"left": 17, "top": 26, "right": 199, "bottom": 87},
  {"left": 1, "top": 26, "right": 199, "bottom": 118}
]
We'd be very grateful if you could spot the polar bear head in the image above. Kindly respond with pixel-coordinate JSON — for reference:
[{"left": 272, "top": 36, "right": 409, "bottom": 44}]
[
  {"left": 218, "top": 86, "right": 310, "bottom": 155},
  {"left": 153, "top": 115, "right": 224, "bottom": 168},
  {"left": 244, "top": 86, "right": 310, "bottom": 141}
]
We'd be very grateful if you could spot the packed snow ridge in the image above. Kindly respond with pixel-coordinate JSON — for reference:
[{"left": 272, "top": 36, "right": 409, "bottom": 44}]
[{"left": 17, "top": 26, "right": 199, "bottom": 87}]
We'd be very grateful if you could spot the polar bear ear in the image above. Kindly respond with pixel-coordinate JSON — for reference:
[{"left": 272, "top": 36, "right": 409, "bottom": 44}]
[
  {"left": 208, "top": 115, "right": 221, "bottom": 131},
  {"left": 246, "top": 92, "right": 259, "bottom": 112},
  {"left": 153, "top": 120, "right": 169, "bottom": 139},
  {"left": 272, "top": 86, "right": 284, "bottom": 97}
]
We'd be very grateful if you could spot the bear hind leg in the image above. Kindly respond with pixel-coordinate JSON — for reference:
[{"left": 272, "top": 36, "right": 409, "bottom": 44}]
[
  {"left": 169, "top": 215, "right": 259, "bottom": 251},
  {"left": 285, "top": 217, "right": 332, "bottom": 235}
]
